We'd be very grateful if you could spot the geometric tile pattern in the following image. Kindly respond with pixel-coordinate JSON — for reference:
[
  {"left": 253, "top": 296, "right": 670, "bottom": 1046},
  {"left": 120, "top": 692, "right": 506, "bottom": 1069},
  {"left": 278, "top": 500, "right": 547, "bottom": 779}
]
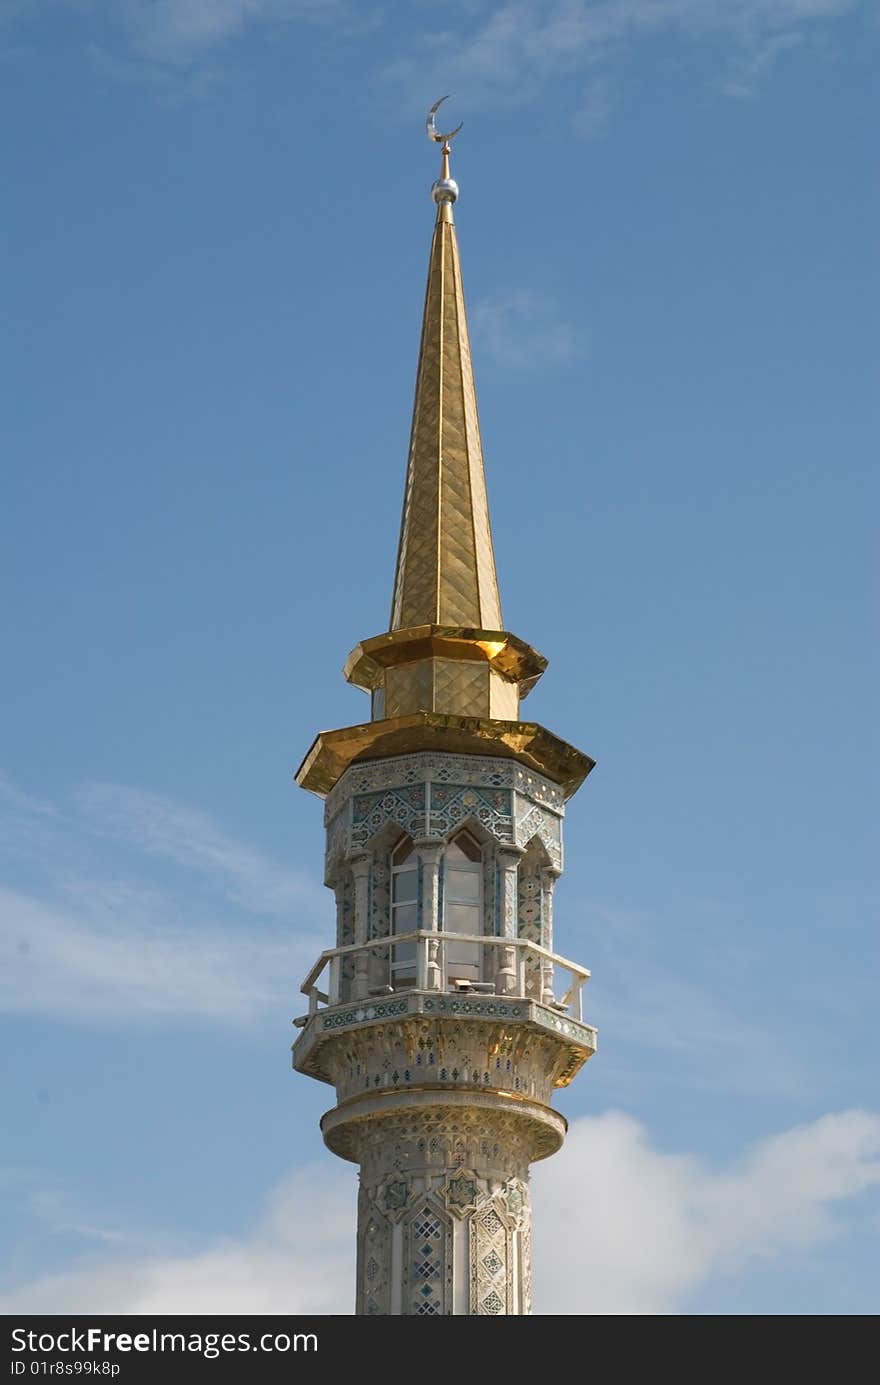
[
  {"left": 405, "top": 1203, "right": 452, "bottom": 1316},
  {"left": 358, "top": 1194, "right": 391, "bottom": 1317},
  {"left": 323, "top": 753, "right": 566, "bottom": 978},
  {"left": 328, "top": 751, "right": 563, "bottom": 808},
  {"left": 470, "top": 1197, "right": 511, "bottom": 1315}
]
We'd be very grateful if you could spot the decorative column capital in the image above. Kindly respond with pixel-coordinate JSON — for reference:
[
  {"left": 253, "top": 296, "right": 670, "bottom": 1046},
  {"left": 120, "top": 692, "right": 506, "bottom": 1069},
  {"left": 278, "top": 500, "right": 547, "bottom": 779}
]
[
  {"left": 350, "top": 853, "right": 372, "bottom": 880},
  {"left": 412, "top": 838, "right": 444, "bottom": 863},
  {"left": 497, "top": 845, "right": 525, "bottom": 868}
]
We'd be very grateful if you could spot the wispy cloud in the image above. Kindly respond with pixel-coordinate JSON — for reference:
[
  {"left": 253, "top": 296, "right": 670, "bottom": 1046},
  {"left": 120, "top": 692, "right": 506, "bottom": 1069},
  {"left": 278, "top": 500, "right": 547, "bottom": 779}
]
[
  {"left": 85, "top": 42, "right": 226, "bottom": 103},
  {"left": 719, "top": 29, "right": 806, "bottom": 98},
  {"left": 1, "top": 1108, "right": 877, "bottom": 1313},
  {"left": 473, "top": 290, "right": 581, "bottom": 369},
  {"left": 95, "top": 0, "right": 384, "bottom": 87},
  {"left": 0, "top": 772, "right": 326, "bottom": 1026},
  {"left": 571, "top": 73, "right": 616, "bottom": 139},
  {"left": 579, "top": 900, "right": 805, "bottom": 1099},
  {"left": 77, "top": 781, "right": 315, "bottom": 918},
  {"left": 3, "top": 0, "right": 862, "bottom": 113},
  {"left": 0, "top": 1162, "right": 356, "bottom": 1314},
  {"left": 0, "top": 772, "right": 55, "bottom": 819},
  {"left": 378, "top": 0, "right": 862, "bottom": 127},
  {"left": 0, "top": 886, "right": 312, "bottom": 1024},
  {"left": 117, "top": 0, "right": 350, "bottom": 65}
]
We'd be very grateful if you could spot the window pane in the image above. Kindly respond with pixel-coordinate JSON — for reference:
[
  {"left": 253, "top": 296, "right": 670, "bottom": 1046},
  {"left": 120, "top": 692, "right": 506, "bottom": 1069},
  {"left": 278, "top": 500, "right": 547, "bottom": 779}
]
[
  {"left": 445, "top": 902, "right": 480, "bottom": 936},
  {"left": 446, "top": 935, "right": 480, "bottom": 979},
  {"left": 393, "top": 868, "right": 418, "bottom": 903},
  {"left": 446, "top": 867, "right": 480, "bottom": 902},
  {"left": 392, "top": 902, "right": 417, "bottom": 934},
  {"left": 392, "top": 940, "right": 416, "bottom": 970}
]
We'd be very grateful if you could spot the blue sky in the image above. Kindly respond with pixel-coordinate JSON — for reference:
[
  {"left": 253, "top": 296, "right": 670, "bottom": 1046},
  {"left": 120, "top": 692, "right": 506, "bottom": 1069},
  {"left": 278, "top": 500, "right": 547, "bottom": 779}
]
[{"left": 1, "top": 0, "right": 877, "bottom": 1315}]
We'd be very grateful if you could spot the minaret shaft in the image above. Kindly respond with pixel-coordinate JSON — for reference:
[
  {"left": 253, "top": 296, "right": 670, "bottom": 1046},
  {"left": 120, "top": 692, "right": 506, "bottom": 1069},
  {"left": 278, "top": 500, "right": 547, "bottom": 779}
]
[{"left": 353, "top": 1106, "right": 533, "bottom": 1316}]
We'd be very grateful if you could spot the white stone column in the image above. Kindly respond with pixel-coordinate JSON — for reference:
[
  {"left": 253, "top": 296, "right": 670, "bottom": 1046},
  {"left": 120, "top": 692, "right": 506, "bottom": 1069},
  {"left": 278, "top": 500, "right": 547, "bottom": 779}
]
[
  {"left": 496, "top": 846, "right": 523, "bottom": 996},
  {"left": 351, "top": 854, "right": 372, "bottom": 1000},
  {"left": 540, "top": 867, "right": 559, "bottom": 1006},
  {"left": 415, "top": 840, "right": 443, "bottom": 992}
]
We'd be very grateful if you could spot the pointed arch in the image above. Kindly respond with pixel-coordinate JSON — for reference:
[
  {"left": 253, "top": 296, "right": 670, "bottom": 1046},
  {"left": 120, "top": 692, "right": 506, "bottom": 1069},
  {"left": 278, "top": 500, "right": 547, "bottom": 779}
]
[
  {"left": 362, "top": 817, "right": 410, "bottom": 858},
  {"left": 444, "top": 813, "right": 495, "bottom": 852}
]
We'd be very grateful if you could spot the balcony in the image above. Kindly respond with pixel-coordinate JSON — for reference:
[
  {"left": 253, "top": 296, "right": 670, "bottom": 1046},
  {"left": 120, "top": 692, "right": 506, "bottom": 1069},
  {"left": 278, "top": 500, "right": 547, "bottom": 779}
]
[
  {"left": 292, "top": 930, "right": 597, "bottom": 1097},
  {"left": 297, "top": 928, "right": 589, "bottom": 1018}
]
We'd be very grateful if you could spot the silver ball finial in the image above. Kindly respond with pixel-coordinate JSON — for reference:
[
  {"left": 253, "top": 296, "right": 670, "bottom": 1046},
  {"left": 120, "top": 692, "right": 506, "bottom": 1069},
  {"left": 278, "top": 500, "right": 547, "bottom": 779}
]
[{"left": 432, "top": 169, "right": 459, "bottom": 205}]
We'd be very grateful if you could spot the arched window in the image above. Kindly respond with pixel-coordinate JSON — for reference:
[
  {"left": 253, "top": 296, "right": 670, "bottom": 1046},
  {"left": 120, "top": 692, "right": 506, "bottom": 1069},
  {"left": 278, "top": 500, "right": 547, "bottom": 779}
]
[
  {"left": 390, "top": 836, "right": 418, "bottom": 981},
  {"left": 443, "top": 831, "right": 483, "bottom": 981}
]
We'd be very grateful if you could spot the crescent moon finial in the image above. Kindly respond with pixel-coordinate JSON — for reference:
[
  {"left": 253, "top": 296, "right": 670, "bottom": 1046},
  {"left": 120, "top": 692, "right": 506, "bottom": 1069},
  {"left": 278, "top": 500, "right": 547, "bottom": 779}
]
[{"left": 426, "top": 95, "right": 463, "bottom": 146}]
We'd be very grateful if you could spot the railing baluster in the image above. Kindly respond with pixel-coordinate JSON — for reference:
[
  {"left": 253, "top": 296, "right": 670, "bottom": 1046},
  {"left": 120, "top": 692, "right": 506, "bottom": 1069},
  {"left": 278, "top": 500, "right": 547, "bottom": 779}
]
[
  {"left": 328, "top": 956, "right": 341, "bottom": 1007},
  {"left": 416, "top": 932, "right": 427, "bottom": 991}
]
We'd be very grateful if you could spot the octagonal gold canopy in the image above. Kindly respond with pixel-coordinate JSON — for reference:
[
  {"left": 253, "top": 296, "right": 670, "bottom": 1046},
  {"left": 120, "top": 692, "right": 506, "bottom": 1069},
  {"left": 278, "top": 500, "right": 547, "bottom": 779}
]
[
  {"left": 295, "top": 712, "right": 595, "bottom": 801},
  {"left": 345, "top": 626, "right": 547, "bottom": 693}
]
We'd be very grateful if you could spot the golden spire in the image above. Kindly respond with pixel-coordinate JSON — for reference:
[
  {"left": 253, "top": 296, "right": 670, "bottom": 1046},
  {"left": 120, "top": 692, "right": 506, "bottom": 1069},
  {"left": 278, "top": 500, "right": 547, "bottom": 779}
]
[
  {"left": 294, "top": 104, "right": 595, "bottom": 802},
  {"left": 390, "top": 112, "right": 502, "bottom": 631}
]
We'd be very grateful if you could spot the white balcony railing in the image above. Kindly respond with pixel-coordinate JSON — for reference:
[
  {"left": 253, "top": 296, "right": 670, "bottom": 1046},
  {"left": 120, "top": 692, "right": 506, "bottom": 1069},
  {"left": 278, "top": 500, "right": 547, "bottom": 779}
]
[{"left": 295, "top": 930, "right": 590, "bottom": 1024}]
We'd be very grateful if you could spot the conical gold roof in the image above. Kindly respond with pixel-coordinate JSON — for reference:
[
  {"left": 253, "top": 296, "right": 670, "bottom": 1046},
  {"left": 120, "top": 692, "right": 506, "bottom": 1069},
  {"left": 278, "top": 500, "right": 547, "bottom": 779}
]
[{"left": 390, "top": 198, "right": 502, "bottom": 631}]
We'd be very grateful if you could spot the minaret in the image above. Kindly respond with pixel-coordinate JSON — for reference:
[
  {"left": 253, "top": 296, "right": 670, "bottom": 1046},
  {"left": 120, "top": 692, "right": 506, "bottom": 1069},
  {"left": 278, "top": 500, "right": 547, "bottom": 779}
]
[{"left": 293, "top": 106, "right": 597, "bottom": 1317}]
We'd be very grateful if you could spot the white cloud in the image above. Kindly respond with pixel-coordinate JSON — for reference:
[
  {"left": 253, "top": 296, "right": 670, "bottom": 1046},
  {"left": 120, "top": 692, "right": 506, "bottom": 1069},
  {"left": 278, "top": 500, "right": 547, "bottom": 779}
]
[
  {"left": 0, "top": 772, "right": 327, "bottom": 1026},
  {"left": 719, "top": 29, "right": 805, "bottom": 98},
  {"left": 0, "top": 773, "right": 54, "bottom": 818},
  {"left": 5, "top": 0, "right": 861, "bottom": 111},
  {"left": 77, "top": 781, "right": 317, "bottom": 919},
  {"left": 533, "top": 1107, "right": 880, "bottom": 1313},
  {"left": 0, "top": 1164, "right": 356, "bottom": 1314},
  {"left": 578, "top": 900, "right": 807, "bottom": 1100},
  {"left": 0, "top": 885, "right": 315, "bottom": 1024},
  {"left": 115, "top": 0, "right": 358, "bottom": 64},
  {"left": 1, "top": 1108, "right": 877, "bottom": 1314},
  {"left": 572, "top": 73, "right": 616, "bottom": 139},
  {"left": 378, "top": 0, "right": 861, "bottom": 124},
  {"left": 85, "top": 41, "right": 226, "bottom": 102},
  {"left": 473, "top": 290, "right": 581, "bottom": 369}
]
